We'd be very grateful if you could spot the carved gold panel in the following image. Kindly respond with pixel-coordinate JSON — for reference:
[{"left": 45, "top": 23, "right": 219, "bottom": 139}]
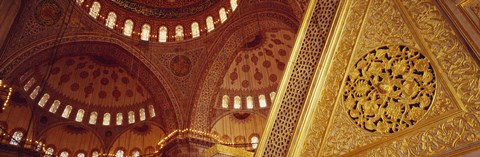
[{"left": 285, "top": 0, "right": 480, "bottom": 156}]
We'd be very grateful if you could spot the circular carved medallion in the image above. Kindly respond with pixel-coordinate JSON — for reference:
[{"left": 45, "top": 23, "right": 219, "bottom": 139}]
[
  {"left": 170, "top": 55, "right": 192, "bottom": 77},
  {"left": 343, "top": 45, "right": 436, "bottom": 134},
  {"left": 35, "top": 0, "right": 62, "bottom": 26}
]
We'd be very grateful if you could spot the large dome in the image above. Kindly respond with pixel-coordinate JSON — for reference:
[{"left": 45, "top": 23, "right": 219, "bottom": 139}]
[
  {"left": 77, "top": 0, "right": 239, "bottom": 42},
  {"left": 108, "top": 0, "right": 221, "bottom": 18}
]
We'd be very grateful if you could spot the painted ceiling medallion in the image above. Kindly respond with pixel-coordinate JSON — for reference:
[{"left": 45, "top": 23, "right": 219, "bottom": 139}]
[
  {"left": 35, "top": 0, "right": 62, "bottom": 26},
  {"left": 170, "top": 55, "right": 192, "bottom": 77},
  {"left": 343, "top": 45, "right": 436, "bottom": 134}
]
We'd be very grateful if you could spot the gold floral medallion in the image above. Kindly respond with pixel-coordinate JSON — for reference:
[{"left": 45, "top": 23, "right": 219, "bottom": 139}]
[{"left": 344, "top": 45, "right": 436, "bottom": 133}]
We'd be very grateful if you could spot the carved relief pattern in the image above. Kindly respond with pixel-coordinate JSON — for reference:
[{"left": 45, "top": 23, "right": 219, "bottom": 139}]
[
  {"left": 301, "top": 0, "right": 480, "bottom": 156},
  {"left": 300, "top": 1, "right": 368, "bottom": 156},
  {"left": 261, "top": 0, "right": 339, "bottom": 156},
  {"left": 344, "top": 45, "right": 436, "bottom": 133},
  {"left": 472, "top": 2, "right": 480, "bottom": 18},
  {"left": 360, "top": 113, "right": 480, "bottom": 156},
  {"left": 401, "top": 0, "right": 480, "bottom": 108}
]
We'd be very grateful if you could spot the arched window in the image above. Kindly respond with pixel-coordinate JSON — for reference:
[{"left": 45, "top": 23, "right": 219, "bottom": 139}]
[
  {"left": 123, "top": 19, "right": 134, "bottom": 37},
  {"left": 38, "top": 93, "right": 50, "bottom": 107},
  {"left": 49, "top": 100, "right": 61, "bottom": 113},
  {"left": 75, "top": 109, "right": 85, "bottom": 122},
  {"left": 206, "top": 16, "right": 215, "bottom": 32},
  {"left": 89, "top": 1, "right": 100, "bottom": 19},
  {"left": 191, "top": 22, "right": 200, "bottom": 38},
  {"left": 91, "top": 151, "right": 99, "bottom": 157},
  {"left": 36, "top": 141, "right": 43, "bottom": 151},
  {"left": 60, "top": 151, "right": 69, "bottom": 157},
  {"left": 219, "top": 8, "right": 227, "bottom": 23},
  {"left": 116, "top": 113, "right": 123, "bottom": 125},
  {"left": 105, "top": 12, "right": 117, "bottom": 29},
  {"left": 77, "top": 153, "right": 85, "bottom": 157},
  {"left": 76, "top": 0, "right": 84, "bottom": 6},
  {"left": 222, "top": 95, "right": 229, "bottom": 108},
  {"left": 9, "top": 131, "right": 23, "bottom": 145},
  {"left": 89, "top": 112, "right": 98, "bottom": 124},
  {"left": 128, "top": 111, "right": 135, "bottom": 124},
  {"left": 103, "top": 113, "right": 110, "bottom": 126},
  {"left": 175, "top": 25, "right": 184, "bottom": 41},
  {"left": 159, "top": 26, "right": 167, "bottom": 42},
  {"left": 230, "top": 0, "right": 238, "bottom": 11},
  {"left": 148, "top": 105, "right": 156, "bottom": 118},
  {"left": 234, "top": 96, "right": 241, "bottom": 109},
  {"left": 141, "top": 24, "right": 151, "bottom": 41},
  {"left": 246, "top": 96, "right": 253, "bottom": 109},
  {"left": 259, "top": 95, "right": 267, "bottom": 108},
  {"left": 116, "top": 150, "right": 124, "bottom": 157},
  {"left": 132, "top": 150, "right": 140, "bottom": 157},
  {"left": 30, "top": 86, "right": 40, "bottom": 99},
  {"left": 45, "top": 147, "right": 54, "bottom": 157},
  {"left": 139, "top": 108, "right": 146, "bottom": 121},
  {"left": 251, "top": 136, "right": 259, "bottom": 149},
  {"left": 24, "top": 77, "right": 35, "bottom": 91},
  {"left": 62, "top": 105, "right": 72, "bottom": 118},
  {"left": 270, "top": 92, "right": 276, "bottom": 102}
]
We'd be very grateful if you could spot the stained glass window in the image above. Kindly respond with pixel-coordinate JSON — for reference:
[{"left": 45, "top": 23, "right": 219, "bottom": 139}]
[
  {"left": 24, "top": 77, "right": 35, "bottom": 91},
  {"left": 230, "top": 0, "right": 238, "bottom": 11},
  {"left": 148, "top": 105, "right": 156, "bottom": 118},
  {"left": 9, "top": 131, "right": 23, "bottom": 145},
  {"left": 246, "top": 96, "right": 253, "bottom": 109},
  {"left": 123, "top": 19, "right": 134, "bottom": 37},
  {"left": 116, "top": 113, "right": 123, "bottom": 125},
  {"left": 159, "top": 26, "right": 167, "bottom": 42},
  {"left": 132, "top": 150, "right": 140, "bottom": 157},
  {"left": 128, "top": 111, "right": 135, "bottom": 124},
  {"left": 45, "top": 147, "right": 54, "bottom": 157},
  {"left": 75, "top": 109, "right": 85, "bottom": 122},
  {"left": 60, "top": 151, "right": 69, "bottom": 157},
  {"left": 222, "top": 95, "right": 229, "bottom": 108},
  {"left": 89, "top": 112, "right": 98, "bottom": 124},
  {"left": 76, "top": 0, "right": 84, "bottom": 5},
  {"left": 206, "top": 16, "right": 215, "bottom": 32},
  {"left": 175, "top": 25, "right": 184, "bottom": 41},
  {"left": 38, "top": 93, "right": 50, "bottom": 107},
  {"left": 103, "top": 113, "right": 110, "bottom": 126},
  {"left": 270, "top": 92, "right": 276, "bottom": 102},
  {"left": 106, "top": 12, "right": 116, "bottom": 29},
  {"left": 251, "top": 136, "right": 259, "bottom": 149},
  {"left": 89, "top": 1, "right": 100, "bottom": 19},
  {"left": 234, "top": 96, "right": 241, "bottom": 109},
  {"left": 139, "top": 108, "right": 146, "bottom": 121},
  {"left": 219, "top": 8, "right": 227, "bottom": 23},
  {"left": 141, "top": 24, "right": 151, "bottom": 41},
  {"left": 116, "top": 150, "right": 124, "bottom": 157},
  {"left": 30, "top": 86, "right": 40, "bottom": 99},
  {"left": 92, "top": 151, "right": 99, "bottom": 157},
  {"left": 62, "top": 105, "right": 72, "bottom": 118},
  {"left": 49, "top": 100, "right": 61, "bottom": 113},
  {"left": 191, "top": 22, "right": 200, "bottom": 38},
  {"left": 259, "top": 95, "right": 267, "bottom": 108}
]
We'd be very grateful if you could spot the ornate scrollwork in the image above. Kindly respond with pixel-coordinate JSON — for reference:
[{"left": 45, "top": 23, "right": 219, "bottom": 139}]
[{"left": 343, "top": 45, "right": 436, "bottom": 134}]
